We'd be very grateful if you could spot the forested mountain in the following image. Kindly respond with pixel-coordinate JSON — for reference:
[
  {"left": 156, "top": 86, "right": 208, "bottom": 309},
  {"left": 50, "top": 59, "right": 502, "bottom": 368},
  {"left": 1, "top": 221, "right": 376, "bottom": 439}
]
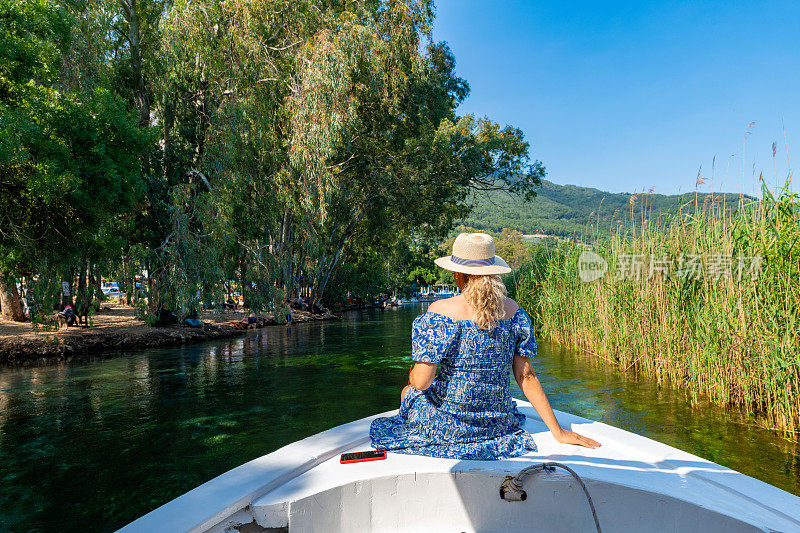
[{"left": 463, "top": 179, "right": 753, "bottom": 238}]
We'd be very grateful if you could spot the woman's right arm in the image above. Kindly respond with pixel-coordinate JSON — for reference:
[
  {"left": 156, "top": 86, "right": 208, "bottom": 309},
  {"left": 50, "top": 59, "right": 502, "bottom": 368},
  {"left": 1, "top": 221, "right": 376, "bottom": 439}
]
[
  {"left": 512, "top": 355, "right": 600, "bottom": 449},
  {"left": 409, "top": 361, "right": 437, "bottom": 390}
]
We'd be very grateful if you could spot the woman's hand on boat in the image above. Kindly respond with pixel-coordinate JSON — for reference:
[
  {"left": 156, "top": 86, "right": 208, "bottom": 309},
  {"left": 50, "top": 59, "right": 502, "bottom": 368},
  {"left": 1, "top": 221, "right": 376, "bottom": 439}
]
[{"left": 554, "top": 429, "right": 601, "bottom": 448}]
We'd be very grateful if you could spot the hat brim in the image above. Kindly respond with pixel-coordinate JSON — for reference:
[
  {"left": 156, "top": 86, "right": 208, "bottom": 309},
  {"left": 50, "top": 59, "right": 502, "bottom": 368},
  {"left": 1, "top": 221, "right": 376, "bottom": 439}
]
[{"left": 434, "top": 255, "right": 511, "bottom": 275}]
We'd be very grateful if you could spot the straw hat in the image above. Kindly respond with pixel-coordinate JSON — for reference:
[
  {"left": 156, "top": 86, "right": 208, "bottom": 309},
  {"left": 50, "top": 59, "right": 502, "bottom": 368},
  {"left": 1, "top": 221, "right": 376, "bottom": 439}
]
[{"left": 434, "top": 232, "right": 511, "bottom": 275}]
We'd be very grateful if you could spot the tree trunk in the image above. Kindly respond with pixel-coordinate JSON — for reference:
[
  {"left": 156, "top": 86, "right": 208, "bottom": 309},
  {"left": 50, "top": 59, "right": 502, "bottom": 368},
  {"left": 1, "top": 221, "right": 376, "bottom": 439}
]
[
  {"left": 310, "top": 220, "right": 358, "bottom": 308},
  {"left": 131, "top": 270, "right": 137, "bottom": 304},
  {"left": 0, "top": 273, "right": 25, "bottom": 322},
  {"left": 126, "top": 257, "right": 135, "bottom": 306},
  {"left": 162, "top": 95, "right": 175, "bottom": 178},
  {"left": 279, "top": 207, "right": 292, "bottom": 295},
  {"left": 77, "top": 259, "right": 88, "bottom": 307},
  {"left": 147, "top": 259, "right": 161, "bottom": 313},
  {"left": 89, "top": 265, "right": 103, "bottom": 302},
  {"left": 120, "top": 0, "right": 150, "bottom": 128},
  {"left": 240, "top": 254, "right": 249, "bottom": 308}
]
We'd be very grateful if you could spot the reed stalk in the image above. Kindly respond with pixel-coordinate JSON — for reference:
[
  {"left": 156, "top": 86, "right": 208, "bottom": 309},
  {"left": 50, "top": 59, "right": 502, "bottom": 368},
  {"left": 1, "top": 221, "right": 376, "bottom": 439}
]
[{"left": 513, "top": 178, "right": 800, "bottom": 438}]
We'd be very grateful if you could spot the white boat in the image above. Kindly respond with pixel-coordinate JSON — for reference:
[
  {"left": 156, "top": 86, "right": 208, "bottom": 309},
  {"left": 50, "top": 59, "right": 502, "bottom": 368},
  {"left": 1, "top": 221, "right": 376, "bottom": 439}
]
[
  {"left": 418, "top": 285, "right": 460, "bottom": 302},
  {"left": 120, "top": 401, "right": 800, "bottom": 532}
]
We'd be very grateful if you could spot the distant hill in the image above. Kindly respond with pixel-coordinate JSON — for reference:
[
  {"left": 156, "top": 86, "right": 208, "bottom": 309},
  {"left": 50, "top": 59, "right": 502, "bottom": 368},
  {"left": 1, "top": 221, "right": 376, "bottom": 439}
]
[{"left": 462, "top": 180, "right": 753, "bottom": 239}]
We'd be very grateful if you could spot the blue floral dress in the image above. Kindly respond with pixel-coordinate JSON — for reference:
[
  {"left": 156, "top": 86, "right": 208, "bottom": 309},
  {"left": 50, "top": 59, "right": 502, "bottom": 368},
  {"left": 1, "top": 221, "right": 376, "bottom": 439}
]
[{"left": 369, "top": 307, "right": 538, "bottom": 460}]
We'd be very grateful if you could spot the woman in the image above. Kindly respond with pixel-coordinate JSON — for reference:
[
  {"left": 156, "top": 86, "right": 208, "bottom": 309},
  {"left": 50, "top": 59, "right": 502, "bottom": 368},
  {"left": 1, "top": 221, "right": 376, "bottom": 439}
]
[{"left": 370, "top": 232, "right": 600, "bottom": 459}]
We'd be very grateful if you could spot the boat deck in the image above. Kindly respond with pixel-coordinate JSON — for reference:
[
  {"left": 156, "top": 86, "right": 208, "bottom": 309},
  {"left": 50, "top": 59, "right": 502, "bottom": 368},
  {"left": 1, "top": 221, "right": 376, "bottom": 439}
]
[{"left": 120, "top": 402, "right": 800, "bottom": 532}]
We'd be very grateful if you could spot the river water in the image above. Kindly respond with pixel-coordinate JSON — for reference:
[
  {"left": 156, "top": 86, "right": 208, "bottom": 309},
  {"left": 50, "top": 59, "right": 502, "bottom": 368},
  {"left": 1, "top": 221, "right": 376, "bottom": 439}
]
[{"left": 1, "top": 304, "right": 798, "bottom": 532}]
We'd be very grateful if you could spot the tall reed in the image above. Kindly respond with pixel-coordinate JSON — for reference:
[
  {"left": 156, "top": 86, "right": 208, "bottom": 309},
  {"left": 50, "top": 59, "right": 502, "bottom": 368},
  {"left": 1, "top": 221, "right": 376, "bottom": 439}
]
[{"left": 513, "top": 179, "right": 800, "bottom": 437}]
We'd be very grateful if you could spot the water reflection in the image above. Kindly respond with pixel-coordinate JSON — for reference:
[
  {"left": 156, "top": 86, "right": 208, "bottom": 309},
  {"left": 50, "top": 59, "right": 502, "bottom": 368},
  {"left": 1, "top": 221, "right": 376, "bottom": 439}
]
[{"left": 0, "top": 304, "right": 797, "bottom": 532}]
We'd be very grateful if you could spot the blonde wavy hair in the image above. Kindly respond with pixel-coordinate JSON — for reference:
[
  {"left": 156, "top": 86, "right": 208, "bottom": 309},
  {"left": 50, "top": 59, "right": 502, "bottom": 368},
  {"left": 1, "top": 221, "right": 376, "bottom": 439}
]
[{"left": 462, "top": 274, "right": 507, "bottom": 331}]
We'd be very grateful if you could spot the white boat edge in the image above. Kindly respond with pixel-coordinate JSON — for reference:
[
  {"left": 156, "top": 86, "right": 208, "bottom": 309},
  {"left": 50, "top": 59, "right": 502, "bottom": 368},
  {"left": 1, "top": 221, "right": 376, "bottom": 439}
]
[{"left": 118, "top": 401, "right": 800, "bottom": 532}]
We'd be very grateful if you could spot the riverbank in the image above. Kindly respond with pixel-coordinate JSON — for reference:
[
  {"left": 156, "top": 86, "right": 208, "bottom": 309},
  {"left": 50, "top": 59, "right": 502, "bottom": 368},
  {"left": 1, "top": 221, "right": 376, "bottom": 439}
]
[{"left": 0, "top": 303, "right": 338, "bottom": 363}]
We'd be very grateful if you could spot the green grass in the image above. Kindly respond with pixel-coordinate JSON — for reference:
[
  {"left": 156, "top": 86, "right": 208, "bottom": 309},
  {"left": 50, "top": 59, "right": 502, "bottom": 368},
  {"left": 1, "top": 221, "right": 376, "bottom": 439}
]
[{"left": 510, "top": 178, "right": 800, "bottom": 437}]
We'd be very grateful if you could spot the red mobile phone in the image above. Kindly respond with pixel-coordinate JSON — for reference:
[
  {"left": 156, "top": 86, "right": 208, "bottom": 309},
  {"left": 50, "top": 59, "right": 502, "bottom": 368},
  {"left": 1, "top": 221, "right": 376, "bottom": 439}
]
[{"left": 340, "top": 450, "right": 386, "bottom": 464}]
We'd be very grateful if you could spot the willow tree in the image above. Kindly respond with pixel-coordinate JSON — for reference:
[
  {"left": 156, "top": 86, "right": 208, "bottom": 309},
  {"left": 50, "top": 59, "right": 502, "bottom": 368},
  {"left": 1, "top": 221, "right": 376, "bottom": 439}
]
[
  {"left": 155, "top": 0, "right": 322, "bottom": 313},
  {"left": 62, "top": 0, "right": 543, "bottom": 317},
  {"left": 288, "top": 1, "right": 543, "bottom": 306}
]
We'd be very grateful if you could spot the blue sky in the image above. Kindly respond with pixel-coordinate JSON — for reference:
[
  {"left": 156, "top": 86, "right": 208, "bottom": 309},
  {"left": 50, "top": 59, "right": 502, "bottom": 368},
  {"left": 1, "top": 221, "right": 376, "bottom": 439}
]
[{"left": 432, "top": 0, "right": 799, "bottom": 195}]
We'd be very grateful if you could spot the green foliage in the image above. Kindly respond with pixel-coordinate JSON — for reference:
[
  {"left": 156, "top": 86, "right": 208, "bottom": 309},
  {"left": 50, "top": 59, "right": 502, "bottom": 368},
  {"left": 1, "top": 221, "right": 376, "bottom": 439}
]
[
  {"left": 149, "top": 0, "right": 541, "bottom": 311},
  {"left": 0, "top": 0, "right": 543, "bottom": 322},
  {"left": 512, "top": 179, "right": 800, "bottom": 437},
  {"left": 494, "top": 228, "right": 531, "bottom": 268},
  {"left": 0, "top": 0, "right": 70, "bottom": 93},
  {"left": 0, "top": 0, "right": 148, "bottom": 320},
  {"left": 282, "top": 5, "right": 539, "bottom": 305},
  {"left": 407, "top": 267, "right": 437, "bottom": 286}
]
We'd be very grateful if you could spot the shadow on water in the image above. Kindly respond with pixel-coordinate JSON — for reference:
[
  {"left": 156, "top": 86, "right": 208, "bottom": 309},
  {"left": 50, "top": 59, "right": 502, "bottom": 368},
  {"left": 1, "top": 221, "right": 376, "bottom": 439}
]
[{"left": 0, "top": 304, "right": 797, "bottom": 531}]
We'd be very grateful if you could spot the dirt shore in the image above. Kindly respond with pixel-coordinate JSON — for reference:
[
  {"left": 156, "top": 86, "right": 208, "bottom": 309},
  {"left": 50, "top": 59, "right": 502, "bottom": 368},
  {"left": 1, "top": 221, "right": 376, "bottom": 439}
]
[{"left": 0, "top": 303, "right": 337, "bottom": 363}]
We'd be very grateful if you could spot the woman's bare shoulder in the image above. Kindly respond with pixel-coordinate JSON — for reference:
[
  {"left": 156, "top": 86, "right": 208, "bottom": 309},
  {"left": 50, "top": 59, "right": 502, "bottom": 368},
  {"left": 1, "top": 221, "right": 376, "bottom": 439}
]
[
  {"left": 427, "top": 296, "right": 518, "bottom": 321},
  {"left": 503, "top": 297, "right": 520, "bottom": 319},
  {"left": 427, "top": 296, "right": 466, "bottom": 320}
]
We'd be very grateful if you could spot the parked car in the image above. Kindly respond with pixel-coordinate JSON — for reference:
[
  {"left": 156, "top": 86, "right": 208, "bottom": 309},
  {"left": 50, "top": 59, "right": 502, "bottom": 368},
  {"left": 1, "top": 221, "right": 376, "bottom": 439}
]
[{"left": 102, "top": 282, "right": 122, "bottom": 298}]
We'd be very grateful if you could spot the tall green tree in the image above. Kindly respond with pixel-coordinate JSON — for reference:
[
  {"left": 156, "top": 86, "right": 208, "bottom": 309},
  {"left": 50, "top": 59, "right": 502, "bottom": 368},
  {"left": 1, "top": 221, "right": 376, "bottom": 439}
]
[
  {"left": 0, "top": 0, "right": 147, "bottom": 320},
  {"left": 287, "top": 1, "right": 541, "bottom": 307},
  {"left": 1, "top": 0, "right": 545, "bottom": 322},
  {"left": 150, "top": 0, "right": 543, "bottom": 312}
]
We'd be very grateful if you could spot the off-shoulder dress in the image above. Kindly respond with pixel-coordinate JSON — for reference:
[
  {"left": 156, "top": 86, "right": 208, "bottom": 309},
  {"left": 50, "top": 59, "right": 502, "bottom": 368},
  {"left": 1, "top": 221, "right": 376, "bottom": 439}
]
[{"left": 369, "top": 307, "right": 538, "bottom": 460}]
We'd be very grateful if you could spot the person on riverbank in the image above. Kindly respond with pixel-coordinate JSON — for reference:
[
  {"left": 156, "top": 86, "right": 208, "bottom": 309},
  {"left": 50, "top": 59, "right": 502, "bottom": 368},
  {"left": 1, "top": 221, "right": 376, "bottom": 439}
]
[
  {"left": 370, "top": 232, "right": 600, "bottom": 459},
  {"left": 58, "top": 303, "right": 77, "bottom": 328}
]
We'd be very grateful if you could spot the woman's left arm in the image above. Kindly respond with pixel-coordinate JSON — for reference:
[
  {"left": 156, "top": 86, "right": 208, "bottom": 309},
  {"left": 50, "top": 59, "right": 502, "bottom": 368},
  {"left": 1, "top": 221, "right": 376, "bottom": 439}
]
[{"left": 513, "top": 355, "right": 600, "bottom": 449}]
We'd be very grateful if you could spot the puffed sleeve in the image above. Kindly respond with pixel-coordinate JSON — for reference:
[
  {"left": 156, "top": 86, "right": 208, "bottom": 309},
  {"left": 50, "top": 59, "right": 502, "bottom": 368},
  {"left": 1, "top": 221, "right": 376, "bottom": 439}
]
[
  {"left": 411, "top": 313, "right": 460, "bottom": 363},
  {"left": 514, "top": 309, "right": 537, "bottom": 358}
]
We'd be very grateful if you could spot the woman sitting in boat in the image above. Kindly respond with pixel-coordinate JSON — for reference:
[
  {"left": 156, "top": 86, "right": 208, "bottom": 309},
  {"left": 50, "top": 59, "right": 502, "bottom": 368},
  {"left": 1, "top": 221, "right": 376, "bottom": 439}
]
[{"left": 370, "top": 232, "right": 600, "bottom": 459}]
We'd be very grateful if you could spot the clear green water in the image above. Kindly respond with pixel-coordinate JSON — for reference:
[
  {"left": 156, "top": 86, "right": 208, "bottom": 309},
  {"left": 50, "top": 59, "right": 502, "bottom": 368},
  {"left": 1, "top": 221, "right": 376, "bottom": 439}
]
[{"left": 0, "top": 304, "right": 798, "bottom": 532}]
